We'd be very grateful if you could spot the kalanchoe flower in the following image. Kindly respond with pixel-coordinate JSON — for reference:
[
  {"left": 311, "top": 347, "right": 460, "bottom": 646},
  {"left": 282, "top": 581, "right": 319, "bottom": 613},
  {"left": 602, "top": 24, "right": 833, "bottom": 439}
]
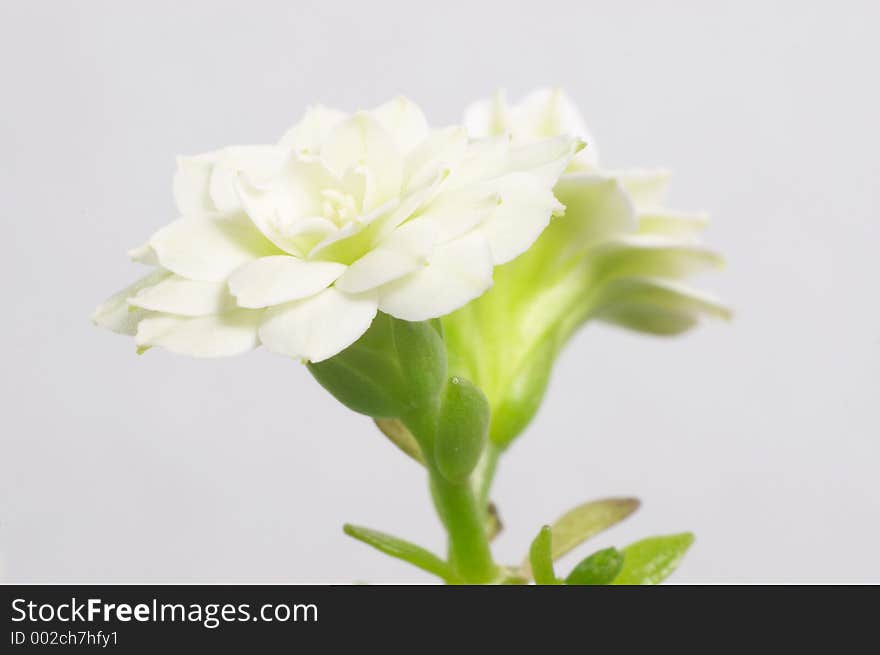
[
  {"left": 444, "top": 88, "right": 730, "bottom": 445},
  {"left": 93, "top": 97, "right": 581, "bottom": 361}
]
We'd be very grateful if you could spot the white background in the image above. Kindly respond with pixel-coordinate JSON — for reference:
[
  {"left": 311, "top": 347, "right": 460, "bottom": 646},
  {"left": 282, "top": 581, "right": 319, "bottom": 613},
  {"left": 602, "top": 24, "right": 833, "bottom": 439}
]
[{"left": 1, "top": 1, "right": 877, "bottom": 583}]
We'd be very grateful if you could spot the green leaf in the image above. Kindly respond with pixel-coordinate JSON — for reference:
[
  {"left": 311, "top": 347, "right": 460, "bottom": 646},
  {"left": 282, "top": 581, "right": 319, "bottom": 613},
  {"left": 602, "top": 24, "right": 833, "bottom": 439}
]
[
  {"left": 434, "top": 376, "right": 489, "bottom": 482},
  {"left": 373, "top": 418, "right": 425, "bottom": 464},
  {"left": 612, "top": 532, "right": 694, "bottom": 585},
  {"left": 549, "top": 497, "right": 640, "bottom": 562},
  {"left": 565, "top": 547, "right": 624, "bottom": 585},
  {"left": 529, "top": 526, "right": 560, "bottom": 585},
  {"left": 343, "top": 524, "right": 453, "bottom": 582}
]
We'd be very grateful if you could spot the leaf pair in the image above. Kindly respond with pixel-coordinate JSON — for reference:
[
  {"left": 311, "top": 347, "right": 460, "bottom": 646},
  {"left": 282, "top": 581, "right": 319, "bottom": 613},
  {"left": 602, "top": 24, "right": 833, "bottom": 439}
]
[{"left": 524, "top": 497, "right": 694, "bottom": 585}]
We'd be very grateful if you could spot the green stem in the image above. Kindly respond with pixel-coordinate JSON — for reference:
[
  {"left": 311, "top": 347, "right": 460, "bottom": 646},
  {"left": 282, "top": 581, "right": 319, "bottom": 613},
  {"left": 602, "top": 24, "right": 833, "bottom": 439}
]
[
  {"left": 403, "top": 408, "right": 497, "bottom": 584},
  {"left": 428, "top": 463, "right": 497, "bottom": 584}
]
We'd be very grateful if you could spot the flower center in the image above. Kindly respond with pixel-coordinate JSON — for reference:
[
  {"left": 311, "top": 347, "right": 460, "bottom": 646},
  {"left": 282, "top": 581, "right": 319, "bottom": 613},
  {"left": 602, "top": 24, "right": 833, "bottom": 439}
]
[{"left": 320, "top": 189, "right": 359, "bottom": 227}]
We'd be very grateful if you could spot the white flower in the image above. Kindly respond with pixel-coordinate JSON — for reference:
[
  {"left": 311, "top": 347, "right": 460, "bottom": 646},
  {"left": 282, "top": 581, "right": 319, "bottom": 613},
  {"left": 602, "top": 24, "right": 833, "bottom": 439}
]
[
  {"left": 451, "top": 88, "right": 728, "bottom": 445},
  {"left": 93, "top": 97, "right": 580, "bottom": 362},
  {"left": 462, "top": 87, "right": 727, "bottom": 337}
]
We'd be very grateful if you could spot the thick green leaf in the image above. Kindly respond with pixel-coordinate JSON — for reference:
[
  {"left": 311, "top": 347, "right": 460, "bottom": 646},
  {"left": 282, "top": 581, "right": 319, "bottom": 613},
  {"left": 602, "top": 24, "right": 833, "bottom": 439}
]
[
  {"left": 529, "top": 526, "right": 560, "bottom": 585},
  {"left": 343, "top": 524, "right": 453, "bottom": 582},
  {"left": 434, "top": 377, "right": 489, "bottom": 482},
  {"left": 565, "top": 547, "right": 624, "bottom": 585},
  {"left": 612, "top": 532, "right": 694, "bottom": 585}
]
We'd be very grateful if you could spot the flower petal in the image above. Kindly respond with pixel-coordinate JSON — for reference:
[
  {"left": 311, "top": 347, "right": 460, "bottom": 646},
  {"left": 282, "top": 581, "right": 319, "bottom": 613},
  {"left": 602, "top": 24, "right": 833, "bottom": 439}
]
[
  {"left": 588, "top": 236, "right": 725, "bottom": 282},
  {"left": 416, "top": 186, "right": 500, "bottom": 243},
  {"left": 92, "top": 270, "right": 170, "bottom": 336},
  {"left": 173, "top": 153, "right": 217, "bottom": 215},
  {"left": 258, "top": 287, "right": 378, "bottom": 362},
  {"left": 588, "top": 277, "right": 731, "bottom": 335},
  {"left": 507, "top": 135, "right": 583, "bottom": 188},
  {"left": 477, "top": 172, "right": 563, "bottom": 264},
  {"left": 278, "top": 104, "right": 348, "bottom": 153},
  {"left": 228, "top": 256, "right": 346, "bottom": 308},
  {"left": 208, "top": 145, "right": 285, "bottom": 213},
  {"left": 127, "top": 242, "right": 159, "bottom": 266},
  {"left": 235, "top": 155, "right": 341, "bottom": 255},
  {"left": 610, "top": 169, "right": 671, "bottom": 211},
  {"left": 550, "top": 174, "right": 636, "bottom": 259},
  {"left": 128, "top": 275, "right": 235, "bottom": 316},
  {"left": 638, "top": 211, "right": 709, "bottom": 238},
  {"left": 150, "top": 212, "right": 281, "bottom": 282},
  {"left": 135, "top": 309, "right": 263, "bottom": 358},
  {"left": 334, "top": 218, "right": 437, "bottom": 293},
  {"left": 321, "top": 112, "right": 403, "bottom": 206},
  {"left": 404, "top": 126, "right": 467, "bottom": 191},
  {"left": 371, "top": 96, "right": 429, "bottom": 154},
  {"left": 463, "top": 89, "right": 511, "bottom": 138},
  {"left": 378, "top": 232, "right": 493, "bottom": 321}
]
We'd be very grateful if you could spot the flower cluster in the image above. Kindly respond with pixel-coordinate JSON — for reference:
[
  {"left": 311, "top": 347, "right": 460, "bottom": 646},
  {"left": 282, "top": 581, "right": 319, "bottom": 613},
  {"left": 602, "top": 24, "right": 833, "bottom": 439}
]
[
  {"left": 94, "top": 97, "right": 580, "bottom": 362},
  {"left": 93, "top": 88, "right": 726, "bottom": 585}
]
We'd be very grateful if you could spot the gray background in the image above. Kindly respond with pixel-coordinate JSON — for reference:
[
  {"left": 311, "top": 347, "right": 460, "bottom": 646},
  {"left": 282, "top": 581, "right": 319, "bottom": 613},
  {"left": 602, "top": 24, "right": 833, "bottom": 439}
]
[{"left": 1, "top": 0, "right": 877, "bottom": 583}]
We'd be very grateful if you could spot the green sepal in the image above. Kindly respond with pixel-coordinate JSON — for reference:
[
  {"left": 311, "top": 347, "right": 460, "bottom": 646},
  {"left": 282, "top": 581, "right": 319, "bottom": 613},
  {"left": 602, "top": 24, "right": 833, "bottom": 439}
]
[
  {"left": 343, "top": 523, "right": 455, "bottom": 582},
  {"left": 565, "top": 547, "right": 624, "bottom": 585},
  {"left": 308, "top": 313, "right": 448, "bottom": 419},
  {"left": 612, "top": 532, "right": 694, "bottom": 585},
  {"left": 434, "top": 376, "right": 489, "bottom": 482},
  {"left": 391, "top": 316, "right": 447, "bottom": 405},
  {"left": 529, "top": 525, "right": 560, "bottom": 585}
]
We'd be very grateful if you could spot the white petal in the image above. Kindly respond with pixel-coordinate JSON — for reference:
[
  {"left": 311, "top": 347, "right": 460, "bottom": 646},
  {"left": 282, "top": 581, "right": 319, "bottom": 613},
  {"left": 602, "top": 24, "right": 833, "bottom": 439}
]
[
  {"left": 127, "top": 242, "right": 159, "bottom": 266},
  {"left": 150, "top": 212, "right": 280, "bottom": 282},
  {"left": 379, "top": 232, "right": 493, "bottom": 321},
  {"left": 551, "top": 173, "right": 637, "bottom": 257},
  {"left": 135, "top": 309, "right": 262, "bottom": 358},
  {"left": 507, "top": 135, "right": 583, "bottom": 187},
  {"left": 208, "top": 145, "right": 285, "bottom": 212},
  {"left": 334, "top": 218, "right": 437, "bottom": 293},
  {"left": 588, "top": 236, "right": 725, "bottom": 281},
  {"left": 259, "top": 287, "right": 378, "bottom": 362},
  {"left": 446, "top": 136, "right": 510, "bottom": 189},
  {"left": 463, "top": 89, "right": 511, "bottom": 138},
  {"left": 235, "top": 155, "right": 341, "bottom": 255},
  {"left": 611, "top": 169, "right": 671, "bottom": 211},
  {"left": 278, "top": 104, "right": 348, "bottom": 153},
  {"left": 638, "top": 211, "right": 710, "bottom": 239},
  {"left": 306, "top": 197, "right": 399, "bottom": 263},
  {"left": 371, "top": 96, "right": 429, "bottom": 154},
  {"left": 512, "top": 88, "right": 594, "bottom": 151},
  {"left": 173, "top": 152, "right": 218, "bottom": 215},
  {"left": 404, "top": 126, "right": 467, "bottom": 191},
  {"left": 477, "top": 172, "right": 563, "bottom": 264},
  {"left": 416, "top": 186, "right": 500, "bottom": 243},
  {"left": 589, "top": 277, "right": 731, "bottom": 335},
  {"left": 321, "top": 112, "right": 403, "bottom": 206},
  {"left": 228, "top": 256, "right": 346, "bottom": 308},
  {"left": 128, "top": 275, "right": 234, "bottom": 316},
  {"left": 92, "top": 270, "right": 170, "bottom": 336}
]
